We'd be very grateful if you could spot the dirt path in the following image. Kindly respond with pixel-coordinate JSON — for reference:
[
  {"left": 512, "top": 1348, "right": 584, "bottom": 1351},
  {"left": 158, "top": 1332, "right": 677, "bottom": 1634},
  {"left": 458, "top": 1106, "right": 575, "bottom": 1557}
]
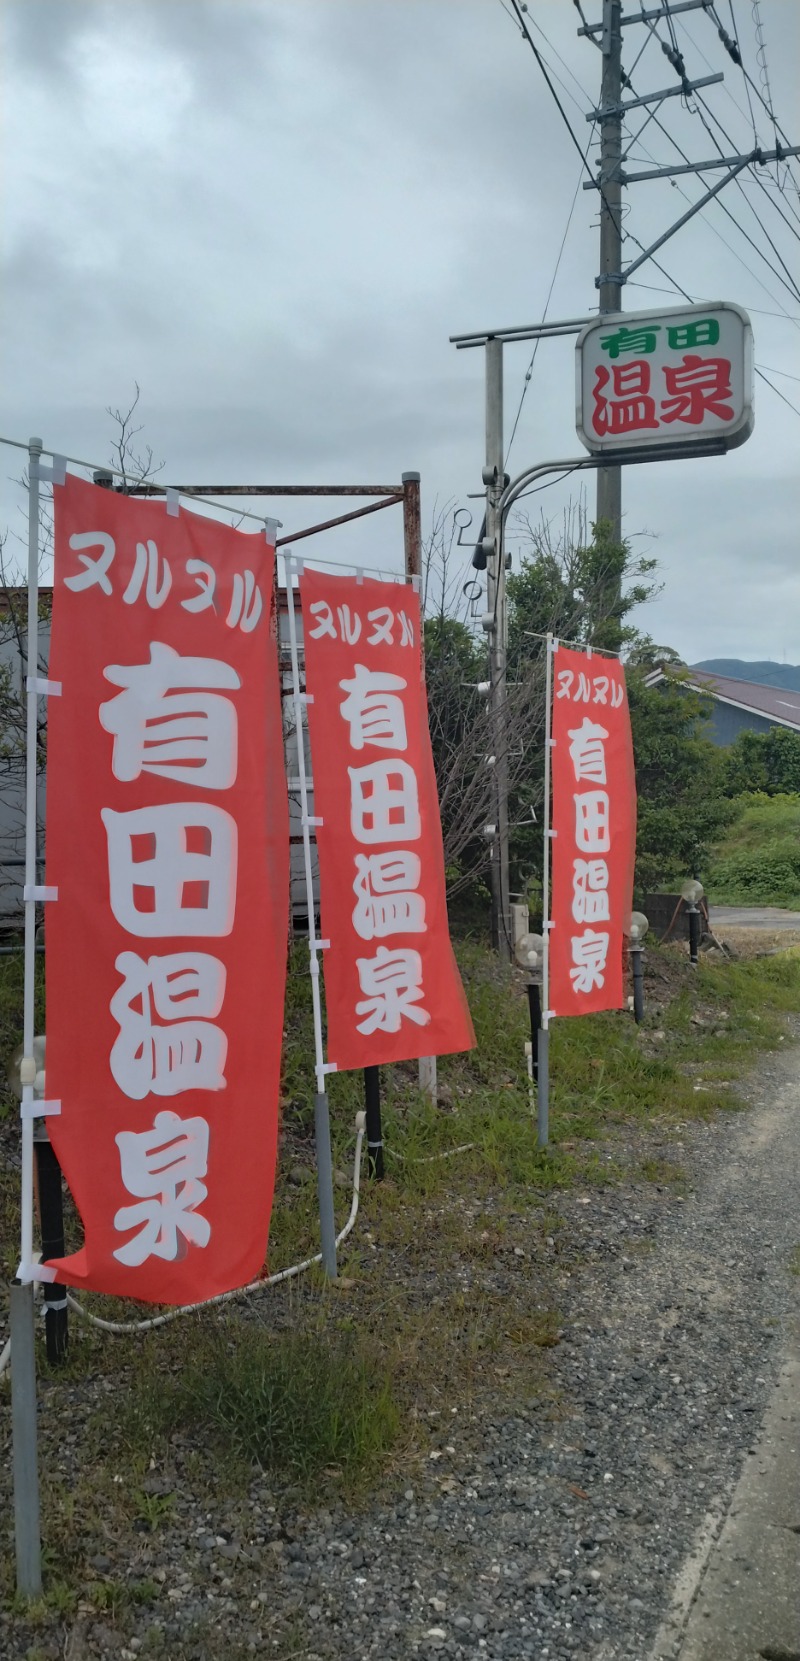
[{"left": 646, "top": 1068, "right": 800, "bottom": 1661}]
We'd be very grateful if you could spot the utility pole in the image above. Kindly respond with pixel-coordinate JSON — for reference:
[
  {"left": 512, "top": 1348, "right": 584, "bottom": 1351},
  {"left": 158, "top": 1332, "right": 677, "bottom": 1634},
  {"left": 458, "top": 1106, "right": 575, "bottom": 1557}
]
[
  {"left": 484, "top": 337, "right": 510, "bottom": 961},
  {"left": 596, "top": 0, "right": 623, "bottom": 547}
]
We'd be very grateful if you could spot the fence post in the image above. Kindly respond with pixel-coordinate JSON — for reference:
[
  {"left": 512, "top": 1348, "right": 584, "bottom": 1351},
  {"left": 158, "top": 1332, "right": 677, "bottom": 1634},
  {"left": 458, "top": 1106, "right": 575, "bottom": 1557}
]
[
  {"left": 402, "top": 472, "right": 438, "bottom": 1105},
  {"left": 363, "top": 1067, "right": 384, "bottom": 1179}
]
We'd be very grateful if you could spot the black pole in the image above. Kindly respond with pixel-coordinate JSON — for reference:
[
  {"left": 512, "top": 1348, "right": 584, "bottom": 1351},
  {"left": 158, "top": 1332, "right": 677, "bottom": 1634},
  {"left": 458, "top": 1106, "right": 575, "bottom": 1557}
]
[
  {"left": 631, "top": 946, "right": 645, "bottom": 1023},
  {"left": 363, "top": 1066, "right": 384, "bottom": 1180},
  {"left": 688, "top": 906, "right": 701, "bottom": 966},
  {"left": 34, "top": 1136, "right": 68, "bottom": 1365},
  {"left": 526, "top": 981, "right": 541, "bottom": 1081}
]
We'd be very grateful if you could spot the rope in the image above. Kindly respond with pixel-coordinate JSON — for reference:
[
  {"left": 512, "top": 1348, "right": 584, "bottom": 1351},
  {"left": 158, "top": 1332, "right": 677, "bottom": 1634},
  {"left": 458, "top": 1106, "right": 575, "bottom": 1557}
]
[{"left": 0, "top": 1115, "right": 365, "bottom": 1367}]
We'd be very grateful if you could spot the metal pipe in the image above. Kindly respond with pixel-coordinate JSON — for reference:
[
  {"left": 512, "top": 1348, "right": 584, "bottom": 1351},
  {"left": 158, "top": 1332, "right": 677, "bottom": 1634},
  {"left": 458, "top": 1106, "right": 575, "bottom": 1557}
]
[
  {"left": 35, "top": 1138, "right": 68, "bottom": 1365},
  {"left": 401, "top": 472, "right": 421, "bottom": 581},
  {"left": 539, "top": 634, "right": 554, "bottom": 1151},
  {"left": 485, "top": 338, "right": 510, "bottom": 961},
  {"left": 21, "top": 438, "right": 42, "bottom": 1281},
  {"left": 688, "top": 906, "right": 701, "bottom": 966},
  {"left": 449, "top": 315, "right": 593, "bottom": 347},
  {"left": 363, "top": 1067, "right": 384, "bottom": 1180},
  {"left": 275, "top": 493, "right": 402, "bottom": 548},
  {"left": 313, "top": 1094, "right": 337, "bottom": 1281},
  {"left": 283, "top": 553, "right": 337, "bottom": 1279},
  {"left": 631, "top": 946, "right": 645, "bottom": 1023},
  {"left": 402, "top": 471, "right": 438, "bottom": 1098},
  {"left": 10, "top": 1281, "right": 42, "bottom": 1595},
  {"left": 124, "top": 483, "right": 405, "bottom": 498},
  {"left": 526, "top": 981, "right": 541, "bottom": 1081},
  {"left": 537, "top": 1027, "right": 550, "bottom": 1152},
  {"left": 498, "top": 444, "right": 729, "bottom": 526}
]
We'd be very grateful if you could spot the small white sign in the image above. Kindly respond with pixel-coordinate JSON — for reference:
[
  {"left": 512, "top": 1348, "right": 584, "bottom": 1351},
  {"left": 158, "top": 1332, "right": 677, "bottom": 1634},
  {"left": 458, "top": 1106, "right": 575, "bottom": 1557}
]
[{"left": 575, "top": 301, "right": 753, "bottom": 454}]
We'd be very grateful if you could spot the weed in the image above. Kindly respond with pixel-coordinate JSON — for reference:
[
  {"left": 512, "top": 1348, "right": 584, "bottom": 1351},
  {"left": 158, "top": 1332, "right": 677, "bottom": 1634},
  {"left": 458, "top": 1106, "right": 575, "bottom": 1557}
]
[
  {"left": 129, "top": 1578, "right": 161, "bottom": 1605},
  {"left": 108, "top": 1319, "right": 399, "bottom": 1492},
  {"left": 640, "top": 1158, "right": 687, "bottom": 1185},
  {"left": 133, "top": 1490, "right": 174, "bottom": 1531},
  {"left": 87, "top": 1579, "right": 127, "bottom": 1612}
]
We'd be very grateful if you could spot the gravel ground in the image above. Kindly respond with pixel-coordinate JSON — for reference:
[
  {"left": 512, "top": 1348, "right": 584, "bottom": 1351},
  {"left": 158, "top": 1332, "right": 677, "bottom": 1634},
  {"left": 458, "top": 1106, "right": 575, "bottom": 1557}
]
[{"left": 3, "top": 1039, "right": 799, "bottom": 1660}]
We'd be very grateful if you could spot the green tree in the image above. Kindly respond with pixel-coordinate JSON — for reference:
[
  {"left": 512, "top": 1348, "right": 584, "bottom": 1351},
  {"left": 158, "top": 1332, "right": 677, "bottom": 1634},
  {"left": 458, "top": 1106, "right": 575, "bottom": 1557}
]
[
  {"left": 722, "top": 725, "right": 800, "bottom": 797},
  {"left": 507, "top": 515, "right": 659, "bottom": 665},
  {"left": 626, "top": 668, "right": 731, "bottom": 895}
]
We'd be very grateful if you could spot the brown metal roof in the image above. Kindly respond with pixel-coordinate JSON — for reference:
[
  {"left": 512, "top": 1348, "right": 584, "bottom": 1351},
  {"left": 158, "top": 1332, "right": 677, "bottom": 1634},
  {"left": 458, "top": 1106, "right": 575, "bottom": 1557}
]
[{"left": 685, "top": 667, "right": 800, "bottom": 731}]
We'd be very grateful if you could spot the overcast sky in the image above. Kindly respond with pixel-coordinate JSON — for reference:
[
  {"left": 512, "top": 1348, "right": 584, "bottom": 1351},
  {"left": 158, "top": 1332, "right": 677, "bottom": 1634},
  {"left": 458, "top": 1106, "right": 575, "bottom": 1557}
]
[{"left": 2, "top": 0, "right": 799, "bottom": 663}]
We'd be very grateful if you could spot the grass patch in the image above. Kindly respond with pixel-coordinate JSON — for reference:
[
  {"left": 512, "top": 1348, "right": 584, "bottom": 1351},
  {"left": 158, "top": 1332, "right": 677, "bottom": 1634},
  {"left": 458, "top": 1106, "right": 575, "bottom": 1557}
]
[
  {"left": 706, "top": 791, "right": 800, "bottom": 908},
  {"left": 107, "top": 1318, "right": 399, "bottom": 1493},
  {"left": 639, "top": 1157, "right": 687, "bottom": 1185}
]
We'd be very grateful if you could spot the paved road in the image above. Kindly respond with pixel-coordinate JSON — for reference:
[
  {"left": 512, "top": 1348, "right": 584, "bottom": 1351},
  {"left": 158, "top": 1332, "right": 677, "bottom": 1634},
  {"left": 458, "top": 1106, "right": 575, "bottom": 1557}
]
[
  {"left": 648, "top": 1063, "right": 800, "bottom": 1661},
  {"left": 711, "top": 905, "right": 800, "bottom": 931}
]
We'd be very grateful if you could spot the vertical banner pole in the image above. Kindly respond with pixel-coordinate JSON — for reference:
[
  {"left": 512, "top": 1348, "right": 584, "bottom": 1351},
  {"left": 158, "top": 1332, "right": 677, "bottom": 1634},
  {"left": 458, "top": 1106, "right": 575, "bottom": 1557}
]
[
  {"left": 12, "top": 436, "right": 44, "bottom": 1595},
  {"left": 21, "top": 438, "right": 43, "bottom": 1277},
  {"left": 538, "top": 633, "right": 554, "bottom": 1151},
  {"left": 284, "top": 554, "right": 337, "bottom": 1279},
  {"left": 403, "top": 471, "right": 438, "bottom": 1104},
  {"left": 10, "top": 1282, "right": 42, "bottom": 1596}
]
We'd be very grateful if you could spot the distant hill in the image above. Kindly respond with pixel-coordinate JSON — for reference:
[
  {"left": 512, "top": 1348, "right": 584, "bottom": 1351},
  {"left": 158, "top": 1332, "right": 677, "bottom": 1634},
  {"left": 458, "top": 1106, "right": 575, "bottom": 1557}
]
[{"left": 692, "top": 659, "right": 800, "bottom": 692}]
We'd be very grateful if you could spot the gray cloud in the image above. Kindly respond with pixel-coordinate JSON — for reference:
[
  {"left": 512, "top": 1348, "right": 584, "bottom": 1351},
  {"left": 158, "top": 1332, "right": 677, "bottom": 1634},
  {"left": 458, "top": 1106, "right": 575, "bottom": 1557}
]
[{"left": 1, "top": 0, "right": 798, "bottom": 660}]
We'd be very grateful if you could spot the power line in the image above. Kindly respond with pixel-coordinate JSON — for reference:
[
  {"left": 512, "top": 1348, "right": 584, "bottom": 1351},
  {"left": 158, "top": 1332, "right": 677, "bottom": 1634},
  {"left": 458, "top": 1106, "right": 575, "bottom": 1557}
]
[
  {"left": 502, "top": 0, "right": 626, "bottom": 255},
  {"left": 754, "top": 365, "right": 800, "bottom": 420},
  {"left": 754, "top": 362, "right": 800, "bottom": 383},
  {"left": 682, "top": 6, "right": 800, "bottom": 229},
  {"left": 706, "top": 0, "right": 800, "bottom": 195},
  {"left": 636, "top": 9, "right": 800, "bottom": 298},
  {"left": 626, "top": 280, "right": 800, "bottom": 321},
  {"left": 505, "top": 154, "right": 589, "bottom": 467},
  {"left": 620, "top": 69, "right": 800, "bottom": 314},
  {"left": 687, "top": 90, "right": 800, "bottom": 298},
  {"left": 677, "top": 31, "right": 800, "bottom": 240},
  {"left": 724, "top": 0, "right": 758, "bottom": 142},
  {"left": 621, "top": 106, "right": 800, "bottom": 328}
]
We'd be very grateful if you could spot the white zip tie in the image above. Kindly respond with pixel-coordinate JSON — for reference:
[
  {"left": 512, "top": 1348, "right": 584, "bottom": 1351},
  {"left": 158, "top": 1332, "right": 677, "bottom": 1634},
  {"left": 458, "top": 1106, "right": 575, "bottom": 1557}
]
[
  {"left": 547, "top": 828, "right": 558, "bottom": 838},
  {"left": 16, "top": 1262, "right": 57, "bottom": 1285},
  {"left": 303, "top": 815, "right": 323, "bottom": 828},
  {"left": 27, "top": 676, "right": 62, "bottom": 697},
  {"left": 165, "top": 488, "right": 180, "bottom": 517},
  {"left": 31, "top": 455, "right": 66, "bottom": 485},
  {"left": 23, "top": 884, "right": 58, "bottom": 902},
  {"left": 20, "top": 1100, "right": 61, "bottom": 1120},
  {"left": 41, "top": 1296, "right": 68, "bottom": 1314}
]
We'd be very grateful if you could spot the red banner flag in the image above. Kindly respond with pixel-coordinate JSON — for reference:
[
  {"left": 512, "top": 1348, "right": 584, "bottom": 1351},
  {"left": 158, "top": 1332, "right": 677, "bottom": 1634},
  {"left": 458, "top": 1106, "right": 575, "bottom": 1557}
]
[
  {"left": 299, "top": 570, "right": 474, "bottom": 1069},
  {"left": 549, "top": 645, "right": 636, "bottom": 1017},
  {"left": 44, "top": 475, "right": 289, "bottom": 1305}
]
